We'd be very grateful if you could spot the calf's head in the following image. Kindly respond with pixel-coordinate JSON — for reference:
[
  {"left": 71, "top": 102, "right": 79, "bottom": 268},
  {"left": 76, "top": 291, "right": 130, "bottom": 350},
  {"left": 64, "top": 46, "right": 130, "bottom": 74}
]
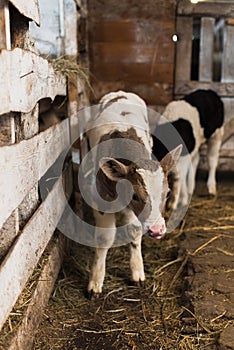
[{"left": 98, "top": 145, "right": 182, "bottom": 239}]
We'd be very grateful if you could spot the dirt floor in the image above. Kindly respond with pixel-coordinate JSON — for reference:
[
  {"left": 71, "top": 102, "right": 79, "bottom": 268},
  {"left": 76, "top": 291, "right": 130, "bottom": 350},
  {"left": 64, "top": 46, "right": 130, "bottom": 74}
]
[{"left": 34, "top": 171, "right": 234, "bottom": 350}]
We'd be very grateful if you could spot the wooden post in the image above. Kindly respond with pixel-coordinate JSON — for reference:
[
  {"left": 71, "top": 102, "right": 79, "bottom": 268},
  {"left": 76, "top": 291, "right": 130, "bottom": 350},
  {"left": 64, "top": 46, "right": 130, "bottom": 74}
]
[
  {"left": 199, "top": 17, "right": 215, "bottom": 82},
  {"left": 0, "top": 0, "right": 11, "bottom": 50},
  {"left": 64, "top": 0, "right": 79, "bottom": 143},
  {"left": 175, "top": 17, "right": 193, "bottom": 83},
  {"left": 222, "top": 23, "right": 234, "bottom": 82}
]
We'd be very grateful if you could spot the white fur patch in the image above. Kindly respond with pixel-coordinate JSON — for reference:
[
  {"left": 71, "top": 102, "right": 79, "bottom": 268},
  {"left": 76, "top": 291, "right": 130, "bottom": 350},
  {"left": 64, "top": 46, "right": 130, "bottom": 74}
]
[
  {"left": 137, "top": 167, "right": 166, "bottom": 232},
  {"left": 87, "top": 91, "right": 152, "bottom": 154},
  {"left": 162, "top": 100, "right": 205, "bottom": 156}
]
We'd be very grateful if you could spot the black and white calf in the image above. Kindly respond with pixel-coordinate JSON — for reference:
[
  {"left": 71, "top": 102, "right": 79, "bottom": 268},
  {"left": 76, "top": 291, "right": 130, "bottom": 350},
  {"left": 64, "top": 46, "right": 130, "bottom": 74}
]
[
  {"left": 86, "top": 91, "right": 181, "bottom": 299},
  {"left": 152, "top": 89, "right": 224, "bottom": 210}
]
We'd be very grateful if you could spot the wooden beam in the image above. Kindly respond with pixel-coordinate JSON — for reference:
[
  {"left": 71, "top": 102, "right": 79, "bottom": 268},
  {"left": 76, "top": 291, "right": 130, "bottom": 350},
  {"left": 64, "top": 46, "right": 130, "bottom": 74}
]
[
  {"left": 175, "top": 80, "right": 234, "bottom": 97},
  {"left": 0, "top": 177, "right": 68, "bottom": 331},
  {"left": 200, "top": 143, "right": 234, "bottom": 157},
  {"left": 0, "top": 48, "right": 66, "bottom": 115},
  {"left": 64, "top": 0, "right": 78, "bottom": 56},
  {"left": 222, "top": 24, "right": 234, "bottom": 82},
  {"left": 0, "top": 209, "right": 19, "bottom": 259},
  {"left": 219, "top": 149, "right": 234, "bottom": 158},
  {"left": 199, "top": 17, "right": 215, "bottom": 82},
  {"left": 175, "top": 17, "right": 193, "bottom": 82},
  {"left": 0, "top": 185, "right": 39, "bottom": 260},
  {"left": 20, "top": 103, "right": 39, "bottom": 140},
  {"left": 0, "top": 118, "right": 70, "bottom": 229},
  {"left": 10, "top": 2, "right": 30, "bottom": 50},
  {"left": 0, "top": 113, "right": 16, "bottom": 145},
  {"left": 0, "top": 0, "right": 11, "bottom": 50},
  {"left": 18, "top": 185, "right": 39, "bottom": 229},
  {"left": 177, "top": 0, "right": 234, "bottom": 18},
  {"left": 223, "top": 118, "right": 234, "bottom": 144},
  {"left": 64, "top": 0, "right": 79, "bottom": 151}
]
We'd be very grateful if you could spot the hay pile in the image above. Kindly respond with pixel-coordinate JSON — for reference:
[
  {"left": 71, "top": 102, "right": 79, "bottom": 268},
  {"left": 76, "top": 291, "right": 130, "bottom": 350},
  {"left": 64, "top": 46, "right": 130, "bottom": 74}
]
[{"left": 49, "top": 56, "right": 91, "bottom": 90}]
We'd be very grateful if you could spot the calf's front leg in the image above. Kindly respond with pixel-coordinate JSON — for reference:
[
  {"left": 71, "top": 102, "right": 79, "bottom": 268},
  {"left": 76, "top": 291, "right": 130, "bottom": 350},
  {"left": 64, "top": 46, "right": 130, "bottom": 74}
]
[
  {"left": 187, "top": 151, "right": 200, "bottom": 196},
  {"left": 169, "top": 156, "right": 190, "bottom": 209},
  {"left": 207, "top": 127, "right": 224, "bottom": 196},
  {"left": 88, "top": 247, "right": 109, "bottom": 299},
  {"left": 130, "top": 236, "right": 145, "bottom": 286},
  {"left": 88, "top": 212, "right": 116, "bottom": 299}
]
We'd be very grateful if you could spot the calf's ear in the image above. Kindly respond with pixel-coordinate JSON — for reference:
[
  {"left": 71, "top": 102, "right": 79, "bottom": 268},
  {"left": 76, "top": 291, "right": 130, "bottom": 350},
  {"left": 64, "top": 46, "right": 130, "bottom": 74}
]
[
  {"left": 99, "top": 157, "right": 128, "bottom": 181},
  {"left": 160, "top": 144, "right": 182, "bottom": 173}
]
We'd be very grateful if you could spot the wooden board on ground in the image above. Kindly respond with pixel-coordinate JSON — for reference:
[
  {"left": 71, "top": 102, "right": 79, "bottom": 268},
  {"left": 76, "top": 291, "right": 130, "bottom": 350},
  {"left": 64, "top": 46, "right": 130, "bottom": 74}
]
[
  {"left": 7, "top": 234, "right": 66, "bottom": 350},
  {"left": 0, "top": 176, "right": 69, "bottom": 331}
]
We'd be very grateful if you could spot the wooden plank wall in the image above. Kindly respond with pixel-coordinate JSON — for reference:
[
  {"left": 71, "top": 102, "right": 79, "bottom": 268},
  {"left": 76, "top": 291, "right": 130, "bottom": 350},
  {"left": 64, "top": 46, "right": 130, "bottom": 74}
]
[
  {"left": 0, "top": 0, "right": 82, "bottom": 348},
  {"left": 175, "top": 0, "right": 234, "bottom": 171},
  {"left": 88, "top": 0, "right": 176, "bottom": 107}
]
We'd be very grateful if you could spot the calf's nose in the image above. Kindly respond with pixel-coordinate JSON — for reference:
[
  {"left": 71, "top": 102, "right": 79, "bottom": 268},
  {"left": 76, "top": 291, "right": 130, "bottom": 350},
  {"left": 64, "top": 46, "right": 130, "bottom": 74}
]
[{"left": 148, "top": 223, "right": 166, "bottom": 239}]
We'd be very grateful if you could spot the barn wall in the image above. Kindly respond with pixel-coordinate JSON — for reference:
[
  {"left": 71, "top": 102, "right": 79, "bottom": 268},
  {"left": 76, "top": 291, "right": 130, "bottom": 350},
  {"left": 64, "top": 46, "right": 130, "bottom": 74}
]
[
  {"left": 88, "top": 0, "right": 176, "bottom": 106},
  {"left": 0, "top": 0, "right": 89, "bottom": 348}
]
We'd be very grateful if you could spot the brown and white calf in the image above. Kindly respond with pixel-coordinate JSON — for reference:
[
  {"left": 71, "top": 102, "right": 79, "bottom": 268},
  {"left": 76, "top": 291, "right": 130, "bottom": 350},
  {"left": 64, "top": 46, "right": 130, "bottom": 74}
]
[
  {"left": 152, "top": 89, "right": 224, "bottom": 210},
  {"left": 85, "top": 91, "right": 181, "bottom": 299}
]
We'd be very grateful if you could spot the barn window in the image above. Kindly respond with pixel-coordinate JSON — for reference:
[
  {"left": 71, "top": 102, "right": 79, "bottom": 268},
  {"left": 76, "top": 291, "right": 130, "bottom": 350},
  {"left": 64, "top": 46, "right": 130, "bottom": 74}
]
[{"left": 191, "top": 16, "right": 225, "bottom": 82}]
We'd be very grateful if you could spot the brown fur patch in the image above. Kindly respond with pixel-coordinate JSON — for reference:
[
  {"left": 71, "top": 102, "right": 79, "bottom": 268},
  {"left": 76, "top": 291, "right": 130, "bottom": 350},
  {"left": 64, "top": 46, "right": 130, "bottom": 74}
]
[
  {"left": 99, "top": 128, "right": 144, "bottom": 145},
  {"left": 95, "top": 128, "right": 160, "bottom": 220},
  {"left": 96, "top": 167, "right": 117, "bottom": 201},
  {"left": 97, "top": 128, "right": 150, "bottom": 167},
  {"left": 128, "top": 169, "right": 148, "bottom": 217}
]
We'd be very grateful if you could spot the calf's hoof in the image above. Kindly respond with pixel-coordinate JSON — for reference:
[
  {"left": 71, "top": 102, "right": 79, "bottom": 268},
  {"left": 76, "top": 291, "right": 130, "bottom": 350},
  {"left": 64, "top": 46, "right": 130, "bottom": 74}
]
[
  {"left": 87, "top": 289, "right": 102, "bottom": 300},
  {"left": 208, "top": 184, "right": 216, "bottom": 196},
  {"left": 132, "top": 280, "right": 145, "bottom": 288},
  {"left": 87, "top": 280, "right": 103, "bottom": 300},
  {"left": 208, "top": 190, "right": 216, "bottom": 197}
]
